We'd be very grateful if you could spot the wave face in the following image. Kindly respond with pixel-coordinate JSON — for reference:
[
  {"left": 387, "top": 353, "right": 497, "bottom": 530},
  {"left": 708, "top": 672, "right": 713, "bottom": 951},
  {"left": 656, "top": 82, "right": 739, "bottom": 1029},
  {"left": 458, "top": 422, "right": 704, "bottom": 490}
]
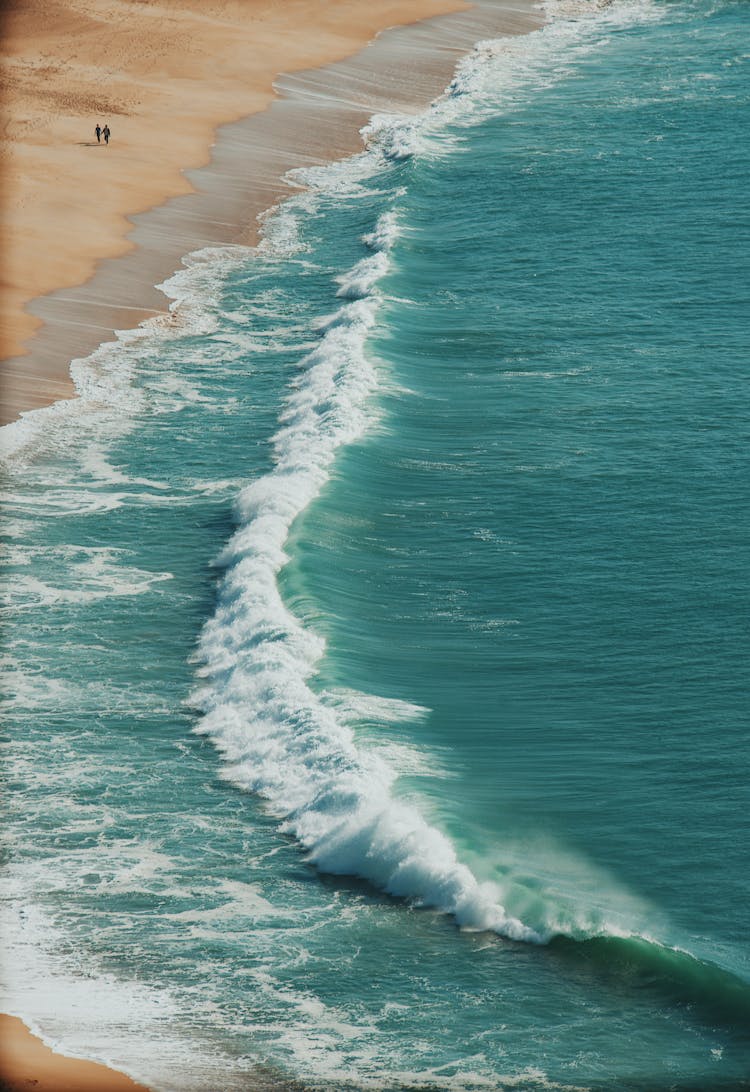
[
  {"left": 2, "top": 0, "right": 750, "bottom": 1089},
  {"left": 191, "top": 0, "right": 675, "bottom": 952},
  {"left": 192, "top": 212, "right": 546, "bottom": 945},
  {"left": 550, "top": 936, "right": 750, "bottom": 1032}
]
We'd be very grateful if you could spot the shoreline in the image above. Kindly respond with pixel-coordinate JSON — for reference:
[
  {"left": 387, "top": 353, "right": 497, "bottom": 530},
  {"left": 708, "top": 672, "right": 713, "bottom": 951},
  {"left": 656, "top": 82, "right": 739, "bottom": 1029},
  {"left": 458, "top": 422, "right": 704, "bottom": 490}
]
[
  {"left": 1, "top": 0, "right": 543, "bottom": 1087},
  {"left": 0, "top": 1014, "right": 149, "bottom": 1091},
  {"left": 0, "top": 0, "right": 543, "bottom": 428}
]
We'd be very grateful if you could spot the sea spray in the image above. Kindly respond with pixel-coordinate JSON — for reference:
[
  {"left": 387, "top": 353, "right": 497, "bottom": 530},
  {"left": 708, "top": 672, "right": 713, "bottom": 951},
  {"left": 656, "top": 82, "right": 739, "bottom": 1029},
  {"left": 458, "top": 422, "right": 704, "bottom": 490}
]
[
  {"left": 5, "top": 0, "right": 748, "bottom": 1086},
  {"left": 189, "top": 212, "right": 649, "bottom": 946},
  {"left": 190, "top": 0, "right": 672, "bottom": 944},
  {"left": 192, "top": 211, "right": 545, "bottom": 943}
]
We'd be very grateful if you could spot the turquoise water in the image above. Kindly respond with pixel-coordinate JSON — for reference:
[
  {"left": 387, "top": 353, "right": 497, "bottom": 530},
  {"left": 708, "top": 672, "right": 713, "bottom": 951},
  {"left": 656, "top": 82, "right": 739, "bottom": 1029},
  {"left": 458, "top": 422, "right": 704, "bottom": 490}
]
[{"left": 2, "top": 1, "right": 749, "bottom": 1088}]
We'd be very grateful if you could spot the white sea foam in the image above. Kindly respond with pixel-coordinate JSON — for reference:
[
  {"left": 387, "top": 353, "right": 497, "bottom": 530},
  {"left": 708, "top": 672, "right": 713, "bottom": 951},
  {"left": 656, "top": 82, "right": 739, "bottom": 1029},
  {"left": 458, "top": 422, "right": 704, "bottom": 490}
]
[
  {"left": 192, "top": 210, "right": 545, "bottom": 944},
  {"left": 323, "top": 688, "right": 429, "bottom": 726},
  {"left": 193, "top": 0, "right": 667, "bottom": 951},
  {"left": 256, "top": 201, "right": 310, "bottom": 257},
  {"left": 1, "top": 2, "right": 666, "bottom": 1084},
  {"left": 335, "top": 250, "right": 390, "bottom": 300},
  {"left": 0, "top": 0, "right": 657, "bottom": 469},
  {"left": 0, "top": 870, "right": 262, "bottom": 1092},
  {"left": 1, "top": 558, "right": 173, "bottom": 611},
  {"left": 361, "top": 112, "right": 426, "bottom": 161},
  {"left": 0, "top": 241, "right": 250, "bottom": 465},
  {"left": 362, "top": 209, "right": 400, "bottom": 252},
  {"left": 423, "top": 0, "right": 664, "bottom": 137}
]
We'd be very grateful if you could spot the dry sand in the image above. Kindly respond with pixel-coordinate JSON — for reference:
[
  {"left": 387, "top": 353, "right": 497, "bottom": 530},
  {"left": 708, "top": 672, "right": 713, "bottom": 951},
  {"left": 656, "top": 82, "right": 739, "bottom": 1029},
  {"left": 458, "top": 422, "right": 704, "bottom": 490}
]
[
  {"left": 1, "top": 0, "right": 543, "bottom": 1083},
  {"left": 0, "top": 1014, "right": 149, "bottom": 1091},
  {"left": 1, "top": 0, "right": 495, "bottom": 423}
]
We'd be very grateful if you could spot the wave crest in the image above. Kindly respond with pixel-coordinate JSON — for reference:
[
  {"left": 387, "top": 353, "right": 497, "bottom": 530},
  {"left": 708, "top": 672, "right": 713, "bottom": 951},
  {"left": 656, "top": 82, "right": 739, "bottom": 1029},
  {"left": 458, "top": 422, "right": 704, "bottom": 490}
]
[{"left": 192, "top": 212, "right": 549, "bottom": 944}]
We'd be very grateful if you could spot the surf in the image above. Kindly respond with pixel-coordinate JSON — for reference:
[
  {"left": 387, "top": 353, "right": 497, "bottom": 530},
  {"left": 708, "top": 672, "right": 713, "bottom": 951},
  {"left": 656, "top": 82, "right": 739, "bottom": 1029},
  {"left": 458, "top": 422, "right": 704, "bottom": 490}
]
[
  {"left": 191, "top": 209, "right": 543, "bottom": 945},
  {"left": 189, "top": 204, "right": 669, "bottom": 960},
  {"left": 191, "top": 0, "right": 743, "bottom": 980}
]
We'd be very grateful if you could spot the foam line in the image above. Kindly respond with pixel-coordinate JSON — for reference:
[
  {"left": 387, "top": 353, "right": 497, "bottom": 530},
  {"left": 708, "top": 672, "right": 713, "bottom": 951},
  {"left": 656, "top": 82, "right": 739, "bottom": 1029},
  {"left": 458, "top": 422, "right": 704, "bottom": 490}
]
[
  {"left": 193, "top": 0, "right": 668, "bottom": 946},
  {"left": 192, "top": 206, "right": 543, "bottom": 943}
]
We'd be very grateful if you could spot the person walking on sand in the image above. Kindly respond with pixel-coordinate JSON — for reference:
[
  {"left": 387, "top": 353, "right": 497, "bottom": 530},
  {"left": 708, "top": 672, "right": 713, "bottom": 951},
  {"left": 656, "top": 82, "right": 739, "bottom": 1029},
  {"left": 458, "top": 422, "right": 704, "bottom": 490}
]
[
  {"left": 103, "top": 124, "right": 110, "bottom": 145},
  {"left": 95, "top": 124, "right": 101, "bottom": 143}
]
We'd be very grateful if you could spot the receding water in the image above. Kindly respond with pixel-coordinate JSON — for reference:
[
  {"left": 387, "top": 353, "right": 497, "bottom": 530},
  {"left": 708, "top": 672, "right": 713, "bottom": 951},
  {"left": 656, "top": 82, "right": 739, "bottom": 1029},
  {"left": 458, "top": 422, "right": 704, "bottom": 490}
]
[{"left": 2, "top": 1, "right": 749, "bottom": 1088}]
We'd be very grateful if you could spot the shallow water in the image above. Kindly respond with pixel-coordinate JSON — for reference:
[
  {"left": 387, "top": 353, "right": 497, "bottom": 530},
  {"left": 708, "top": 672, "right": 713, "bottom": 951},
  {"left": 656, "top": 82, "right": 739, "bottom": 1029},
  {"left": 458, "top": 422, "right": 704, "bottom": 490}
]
[{"left": 2, "top": 0, "right": 749, "bottom": 1088}]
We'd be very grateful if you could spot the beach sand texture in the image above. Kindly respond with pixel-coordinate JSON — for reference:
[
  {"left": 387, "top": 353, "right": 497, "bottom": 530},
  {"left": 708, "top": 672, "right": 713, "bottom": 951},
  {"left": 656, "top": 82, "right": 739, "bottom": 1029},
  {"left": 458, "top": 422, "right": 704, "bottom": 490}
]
[
  {"left": 1, "top": 0, "right": 477, "bottom": 420},
  {"left": 0, "top": 1014, "right": 149, "bottom": 1091},
  {"left": 1, "top": 0, "right": 542, "bottom": 1086},
  {"left": 1, "top": 0, "right": 545, "bottom": 424}
]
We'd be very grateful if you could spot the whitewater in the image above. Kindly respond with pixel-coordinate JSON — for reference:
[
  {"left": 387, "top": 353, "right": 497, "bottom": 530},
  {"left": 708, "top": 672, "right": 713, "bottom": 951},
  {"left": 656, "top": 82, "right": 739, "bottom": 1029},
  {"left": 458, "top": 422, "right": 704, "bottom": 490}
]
[{"left": 2, "top": 0, "right": 749, "bottom": 1088}]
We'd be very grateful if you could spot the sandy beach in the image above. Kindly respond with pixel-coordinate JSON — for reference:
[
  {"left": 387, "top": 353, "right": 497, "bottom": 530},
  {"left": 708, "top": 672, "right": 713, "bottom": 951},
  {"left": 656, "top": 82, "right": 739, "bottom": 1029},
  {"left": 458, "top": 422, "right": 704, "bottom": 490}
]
[
  {"left": 0, "top": 1015, "right": 149, "bottom": 1091},
  {"left": 4, "top": 0, "right": 750, "bottom": 1087},
  {"left": 1, "top": 0, "right": 512, "bottom": 425},
  {"left": 2, "top": 0, "right": 542, "bottom": 1085},
  {"left": 0, "top": 0, "right": 542, "bottom": 426}
]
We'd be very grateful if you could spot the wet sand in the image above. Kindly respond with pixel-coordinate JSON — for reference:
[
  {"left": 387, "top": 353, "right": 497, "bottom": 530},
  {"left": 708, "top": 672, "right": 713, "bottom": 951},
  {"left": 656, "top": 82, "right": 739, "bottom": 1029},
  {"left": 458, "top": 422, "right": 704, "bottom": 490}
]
[
  {"left": 0, "top": 0, "right": 542, "bottom": 425},
  {"left": 0, "top": 1014, "right": 150, "bottom": 1091},
  {"left": 1, "top": 0, "right": 543, "bottom": 1084}
]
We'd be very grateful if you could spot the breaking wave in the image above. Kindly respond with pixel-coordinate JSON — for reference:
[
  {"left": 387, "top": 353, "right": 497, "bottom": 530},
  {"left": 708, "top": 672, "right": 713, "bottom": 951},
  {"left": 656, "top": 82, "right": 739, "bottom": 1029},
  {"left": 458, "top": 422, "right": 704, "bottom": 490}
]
[{"left": 192, "top": 210, "right": 544, "bottom": 944}]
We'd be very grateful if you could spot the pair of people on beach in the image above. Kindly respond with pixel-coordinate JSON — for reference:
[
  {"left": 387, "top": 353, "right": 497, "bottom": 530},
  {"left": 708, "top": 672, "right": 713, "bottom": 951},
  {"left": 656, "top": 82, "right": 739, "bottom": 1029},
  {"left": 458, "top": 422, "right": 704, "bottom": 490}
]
[{"left": 95, "top": 124, "right": 111, "bottom": 144}]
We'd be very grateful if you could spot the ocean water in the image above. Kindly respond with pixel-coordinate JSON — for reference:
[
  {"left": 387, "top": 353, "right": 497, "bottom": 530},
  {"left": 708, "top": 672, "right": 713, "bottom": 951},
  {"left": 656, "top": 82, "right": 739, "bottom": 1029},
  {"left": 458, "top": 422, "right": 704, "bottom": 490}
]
[{"left": 2, "top": 0, "right": 749, "bottom": 1089}]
